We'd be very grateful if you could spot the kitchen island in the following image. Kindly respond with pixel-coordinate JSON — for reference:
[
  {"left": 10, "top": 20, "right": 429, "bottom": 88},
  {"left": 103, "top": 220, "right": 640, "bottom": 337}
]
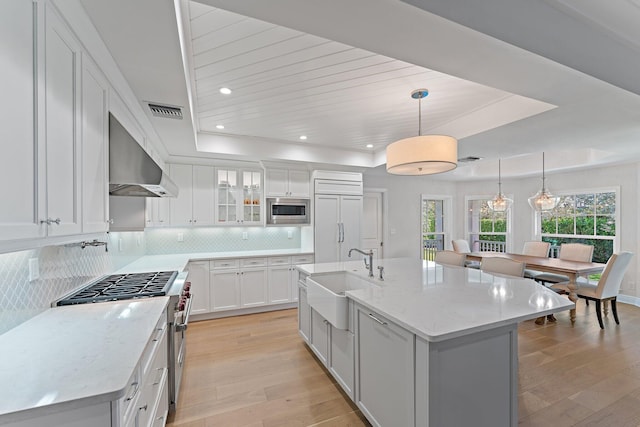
[{"left": 297, "top": 257, "right": 574, "bottom": 427}]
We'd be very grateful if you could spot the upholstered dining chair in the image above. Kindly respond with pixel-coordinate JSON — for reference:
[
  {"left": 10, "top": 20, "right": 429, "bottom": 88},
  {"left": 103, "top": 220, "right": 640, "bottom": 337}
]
[
  {"left": 451, "top": 239, "right": 480, "bottom": 269},
  {"left": 480, "top": 257, "right": 525, "bottom": 278},
  {"left": 551, "top": 251, "right": 633, "bottom": 329},
  {"left": 434, "top": 250, "right": 466, "bottom": 267},
  {"left": 536, "top": 243, "right": 594, "bottom": 285},
  {"left": 522, "top": 241, "right": 551, "bottom": 280}
]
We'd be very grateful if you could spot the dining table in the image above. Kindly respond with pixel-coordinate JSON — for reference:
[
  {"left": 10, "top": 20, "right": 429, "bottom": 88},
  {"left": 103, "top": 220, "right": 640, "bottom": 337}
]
[{"left": 466, "top": 252, "right": 606, "bottom": 323}]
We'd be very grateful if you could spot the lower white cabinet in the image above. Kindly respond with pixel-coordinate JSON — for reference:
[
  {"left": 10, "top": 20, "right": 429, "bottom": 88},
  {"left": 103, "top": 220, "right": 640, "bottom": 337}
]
[
  {"left": 240, "top": 267, "right": 268, "bottom": 307},
  {"left": 355, "top": 306, "right": 415, "bottom": 427},
  {"left": 210, "top": 268, "right": 241, "bottom": 311},
  {"left": 185, "top": 261, "right": 210, "bottom": 316},
  {"left": 309, "top": 309, "right": 330, "bottom": 365},
  {"left": 298, "top": 277, "right": 311, "bottom": 344}
]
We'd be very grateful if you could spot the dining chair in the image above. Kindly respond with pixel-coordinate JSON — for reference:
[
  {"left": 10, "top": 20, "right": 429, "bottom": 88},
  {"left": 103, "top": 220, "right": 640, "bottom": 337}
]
[
  {"left": 522, "top": 241, "right": 551, "bottom": 279},
  {"left": 451, "top": 239, "right": 480, "bottom": 269},
  {"left": 536, "top": 243, "right": 594, "bottom": 285},
  {"left": 551, "top": 252, "right": 633, "bottom": 329},
  {"left": 434, "top": 250, "right": 466, "bottom": 267},
  {"left": 480, "top": 257, "right": 525, "bottom": 278}
]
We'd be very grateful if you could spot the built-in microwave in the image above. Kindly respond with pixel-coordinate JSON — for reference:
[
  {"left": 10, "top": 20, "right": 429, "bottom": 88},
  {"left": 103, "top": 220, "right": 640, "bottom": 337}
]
[{"left": 266, "top": 197, "right": 310, "bottom": 225}]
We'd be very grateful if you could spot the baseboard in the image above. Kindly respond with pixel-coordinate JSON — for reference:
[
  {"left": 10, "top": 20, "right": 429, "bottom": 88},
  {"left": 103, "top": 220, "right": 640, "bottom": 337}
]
[
  {"left": 190, "top": 302, "right": 297, "bottom": 322},
  {"left": 617, "top": 294, "right": 640, "bottom": 307}
]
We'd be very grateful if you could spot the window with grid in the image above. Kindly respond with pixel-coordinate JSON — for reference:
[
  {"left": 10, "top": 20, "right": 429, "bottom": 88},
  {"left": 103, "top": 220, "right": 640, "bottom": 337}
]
[
  {"left": 540, "top": 190, "right": 617, "bottom": 263},
  {"left": 466, "top": 198, "right": 509, "bottom": 252},
  {"left": 422, "top": 198, "right": 447, "bottom": 260}
]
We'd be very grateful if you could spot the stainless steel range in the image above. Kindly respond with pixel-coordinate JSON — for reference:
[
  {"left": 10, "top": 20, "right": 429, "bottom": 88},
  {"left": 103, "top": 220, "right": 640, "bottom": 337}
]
[{"left": 55, "top": 270, "right": 192, "bottom": 414}]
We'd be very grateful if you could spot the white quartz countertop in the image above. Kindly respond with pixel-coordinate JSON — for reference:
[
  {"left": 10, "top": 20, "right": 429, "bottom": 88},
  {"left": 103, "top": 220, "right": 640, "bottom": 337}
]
[
  {"left": 299, "top": 258, "right": 575, "bottom": 342},
  {"left": 115, "top": 249, "right": 314, "bottom": 274},
  {"left": 0, "top": 298, "right": 169, "bottom": 423}
]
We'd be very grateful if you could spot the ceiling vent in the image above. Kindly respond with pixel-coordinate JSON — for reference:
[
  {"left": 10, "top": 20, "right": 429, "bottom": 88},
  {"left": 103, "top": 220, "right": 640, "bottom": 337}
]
[
  {"left": 148, "top": 103, "right": 183, "bottom": 120},
  {"left": 457, "top": 156, "right": 483, "bottom": 163}
]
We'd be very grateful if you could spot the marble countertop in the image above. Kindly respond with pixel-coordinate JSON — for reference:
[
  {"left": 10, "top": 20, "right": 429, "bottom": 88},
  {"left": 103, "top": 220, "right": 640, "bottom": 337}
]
[
  {"left": 0, "top": 298, "right": 169, "bottom": 424},
  {"left": 298, "top": 258, "right": 575, "bottom": 342},
  {"left": 115, "top": 249, "right": 314, "bottom": 274}
]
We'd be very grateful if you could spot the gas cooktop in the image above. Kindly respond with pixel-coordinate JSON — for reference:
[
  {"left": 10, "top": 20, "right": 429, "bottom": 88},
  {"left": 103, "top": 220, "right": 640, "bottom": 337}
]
[{"left": 57, "top": 271, "right": 178, "bottom": 306}]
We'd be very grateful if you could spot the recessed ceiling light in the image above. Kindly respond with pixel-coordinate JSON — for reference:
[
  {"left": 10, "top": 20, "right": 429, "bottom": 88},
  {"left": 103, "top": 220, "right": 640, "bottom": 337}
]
[
  {"left": 299, "top": 135, "right": 307, "bottom": 140},
  {"left": 366, "top": 144, "right": 373, "bottom": 148},
  {"left": 216, "top": 124, "right": 225, "bottom": 130},
  {"left": 219, "top": 87, "right": 232, "bottom": 95}
]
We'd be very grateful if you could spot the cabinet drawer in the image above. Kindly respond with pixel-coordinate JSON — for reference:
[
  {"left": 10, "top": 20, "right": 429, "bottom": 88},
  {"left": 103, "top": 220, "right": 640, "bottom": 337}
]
[
  {"left": 140, "top": 315, "right": 167, "bottom": 378},
  {"left": 117, "top": 368, "right": 141, "bottom": 424},
  {"left": 268, "top": 256, "right": 290, "bottom": 266},
  {"left": 241, "top": 257, "right": 267, "bottom": 268},
  {"left": 292, "top": 255, "right": 314, "bottom": 265},
  {"left": 212, "top": 259, "right": 239, "bottom": 269}
]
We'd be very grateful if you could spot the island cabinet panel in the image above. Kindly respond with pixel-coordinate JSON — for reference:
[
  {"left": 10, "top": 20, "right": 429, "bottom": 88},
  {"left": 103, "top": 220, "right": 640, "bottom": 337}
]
[
  {"left": 309, "top": 308, "right": 329, "bottom": 365},
  {"left": 415, "top": 325, "right": 518, "bottom": 427},
  {"left": 355, "top": 306, "right": 415, "bottom": 427},
  {"left": 329, "top": 326, "right": 355, "bottom": 399},
  {"left": 298, "top": 273, "right": 311, "bottom": 343}
]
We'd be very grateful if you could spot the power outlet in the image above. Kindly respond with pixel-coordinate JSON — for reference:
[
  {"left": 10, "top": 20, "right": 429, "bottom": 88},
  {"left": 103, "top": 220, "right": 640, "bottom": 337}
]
[
  {"left": 287, "top": 230, "right": 293, "bottom": 239},
  {"left": 177, "top": 233, "right": 184, "bottom": 242},
  {"left": 28, "top": 258, "right": 39, "bottom": 281},
  {"left": 242, "top": 232, "right": 248, "bottom": 240}
]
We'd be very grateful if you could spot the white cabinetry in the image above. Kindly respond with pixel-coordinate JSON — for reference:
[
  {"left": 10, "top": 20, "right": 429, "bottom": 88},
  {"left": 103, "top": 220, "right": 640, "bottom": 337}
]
[
  {"left": 267, "top": 255, "right": 314, "bottom": 304},
  {"left": 170, "top": 164, "right": 215, "bottom": 226},
  {"left": 0, "top": 0, "right": 42, "bottom": 241},
  {"left": 209, "top": 258, "right": 267, "bottom": 311},
  {"left": 239, "top": 258, "right": 268, "bottom": 307},
  {"left": 310, "top": 309, "right": 330, "bottom": 365},
  {"left": 44, "top": 5, "right": 82, "bottom": 236},
  {"left": 81, "top": 56, "right": 109, "bottom": 233},
  {"left": 297, "top": 272, "right": 311, "bottom": 343},
  {"left": 216, "top": 169, "right": 262, "bottom": 225},
  {"left": 314, "top": 195, "right": 362, "bottom": 263},
  {"left": 185, "top": 261, "right": 210, "bottom": 316},
  {"left": 146, "top": 197, "right": 170, "bottom": 227},
  {"left": 355, "top": 306, "right": 414, "bottom": 427},
  {"left": 266, "top": 169, "right": 310, "bottom": 197}
]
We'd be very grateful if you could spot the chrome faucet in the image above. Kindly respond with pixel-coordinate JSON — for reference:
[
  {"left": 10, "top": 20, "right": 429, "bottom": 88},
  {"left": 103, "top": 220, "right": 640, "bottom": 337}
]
[{"left": 348, "top": 248, "right": 374, "bottom": 277}]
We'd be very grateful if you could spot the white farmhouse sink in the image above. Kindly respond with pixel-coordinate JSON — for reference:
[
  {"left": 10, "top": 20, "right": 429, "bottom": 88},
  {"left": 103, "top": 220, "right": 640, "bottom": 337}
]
[{"left": 306, "top": 272, "right": 373, "bottom": 329}]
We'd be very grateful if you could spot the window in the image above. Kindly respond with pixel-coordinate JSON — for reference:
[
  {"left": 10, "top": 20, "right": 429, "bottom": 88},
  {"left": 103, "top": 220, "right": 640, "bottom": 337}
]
[
  {"left": 421, "top": 196, "right": 451, "bottom": 260},
  {"left": 539, "top": 189, "right": 617, "bottom": 263},
  {"left": 466, "top": 197, "right": 511, "bottom": 252}
]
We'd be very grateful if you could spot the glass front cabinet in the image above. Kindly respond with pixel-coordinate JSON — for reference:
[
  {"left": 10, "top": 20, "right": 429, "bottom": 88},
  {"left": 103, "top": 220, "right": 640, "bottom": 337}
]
[{"left": 215, "top": 168, "right": 262, "bottom": 225}]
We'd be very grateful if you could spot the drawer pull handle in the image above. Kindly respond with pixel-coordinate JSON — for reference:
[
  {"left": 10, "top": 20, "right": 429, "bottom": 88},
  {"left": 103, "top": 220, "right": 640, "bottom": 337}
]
[
  {"left": 368, "top": 313, "right": 388, "bottom": 326},
  {"left": 125, "top": 382, "right": 139, "bottom": 401},
  {"left": 139, "top": 404, "right": 148, "bottom": 412}
]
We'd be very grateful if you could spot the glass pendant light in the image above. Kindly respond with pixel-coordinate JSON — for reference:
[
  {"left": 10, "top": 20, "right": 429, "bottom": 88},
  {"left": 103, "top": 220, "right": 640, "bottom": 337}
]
[
  {"left": 488, "top": 159, "right": 512, "bottom": 212},
  {"left": 528, "top": 152, "right": 559, "bottom": 211}
]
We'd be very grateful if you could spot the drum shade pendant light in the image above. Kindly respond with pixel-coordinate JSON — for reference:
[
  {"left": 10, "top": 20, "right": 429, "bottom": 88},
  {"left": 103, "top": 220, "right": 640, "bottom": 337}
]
[
  {"left": 488, "top": 159, "right": 512, "bottom": 212},
  {"left": 528, "top": 152, "right": 559, "bottom": 211},
  {"left": 386, "top": 89, "right": 457, "bottom": 175}
]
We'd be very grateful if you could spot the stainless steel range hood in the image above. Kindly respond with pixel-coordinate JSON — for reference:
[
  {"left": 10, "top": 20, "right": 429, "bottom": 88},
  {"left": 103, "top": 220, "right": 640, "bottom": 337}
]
[{"left": 109, "top": 113, "right": 178, "bottom": 197}]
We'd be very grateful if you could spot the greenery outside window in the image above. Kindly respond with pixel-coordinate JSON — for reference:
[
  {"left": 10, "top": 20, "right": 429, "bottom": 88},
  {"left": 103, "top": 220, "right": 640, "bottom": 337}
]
[
  {"left": 466, "top": 198, "right": 510, "bottom": 252},
  {"left": 540, "top": 190, "right": 617, "bottom": 263},
  {"left": 422, "top": 197, "right": 451, "bottom": 260}
]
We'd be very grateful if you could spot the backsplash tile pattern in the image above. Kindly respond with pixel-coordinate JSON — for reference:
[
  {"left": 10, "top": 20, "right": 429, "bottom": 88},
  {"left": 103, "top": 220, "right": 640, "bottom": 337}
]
[{"left": 145, "top": 227, "right": 301, "bottom": 254}]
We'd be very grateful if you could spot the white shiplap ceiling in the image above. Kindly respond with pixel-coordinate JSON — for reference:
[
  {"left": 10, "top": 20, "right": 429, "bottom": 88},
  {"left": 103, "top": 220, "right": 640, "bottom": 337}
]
[{"left": 185, "top": 2, "right": 554, "bottom": 155}]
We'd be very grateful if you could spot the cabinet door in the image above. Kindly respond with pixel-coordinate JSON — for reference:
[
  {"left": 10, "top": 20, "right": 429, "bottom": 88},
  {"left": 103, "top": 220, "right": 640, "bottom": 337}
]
[
  {"left": 268, "top": 265, "right": 290, "bottom": 304},
  {"left": 298, "top": 285, "right": 311, "bottom": 344},
  {"left": 45, "top": 6, "right": 82, "bottom": 236},
  {"left": 310, "top": 309, "right": 329, "bottom": 365},
  {"left": 210, "top": 270, "right": 240, "bottom": 311},
  {"left": 216, "top": 169, "right": 238, "bottom": 224},
  {"left": 356, "top": 308, "right": 415, "bottom": 427},
  {"left": 241, "top": 170, "right": 262, "bottom": 224},
  {"left": 240, "top": 268, "right": 267, "bottom": 307},
  {"left": 289, "top": 267, "right": 299, "bottom": 302},
  {"left": 192, "top": 165, "right": 214, "bottom": 225},
  {"left": 339, "top": 196, "right": 363, "bottom": 262},
  {"left": 329, "top": 326, "right": 355, "bottom": 399},
  {"left": 81, "top": 56, "right": 109, "bottom": 233},
  {"left": 314, "top": 195, "right": 340, "bottom": 263},
  {"left": 186, "top": 261, "right": 210, "bottom": 315},
  {"left": 146, "top": 197, "right": 170, "bottom": 227},
  {"left": 0, "top": 0, "right": 43, "bottom": 240},
  {"left": 170, "top": 164, "right": 193, "bottom": 225},
  {"left": 265, "top": 169, "right": 288, "bottom": 197},
  {"left": 288, "top": 170, "right": 310, "bottom": 198}
]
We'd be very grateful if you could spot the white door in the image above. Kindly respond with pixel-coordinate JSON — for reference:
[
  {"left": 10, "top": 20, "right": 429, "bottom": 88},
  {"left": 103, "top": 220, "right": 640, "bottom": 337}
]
[
  {"left": 0, "top": 0, "right": 42, "bottom": 240},
  {"left": 362, "top": 192, "right": 383, "bottom": 260},
  {"left": 268, "top": 266, "right": 291, "bottom": 304},
  {"left": 240, "top": 268, "right": 267, "bottom": 307},
  {"left": 210, "top": 270, "right": 240, "bottom": 311},
  {"left": 170, "top": 164, "right": 193, "bottom": 225},
  {"left": 339, "top": 196, "right": 363, "bottom": 262},
  {"left": 288, "top": 170, "right": 310, "bottom": 197},
  {"left": 45, "top": 6, "right": 82, "bottom": 236},
  {"left": 186, "top": 261, "right": 210, "bottom": 315},
  {"left": 192, "top": 165, "right": 214, "bottom": 225},
  {"left": 314, "top": 195, "right": 341, "bottom": 263},
  {"left": 81, "top": 56, "right": 109, "bottom": 233}
]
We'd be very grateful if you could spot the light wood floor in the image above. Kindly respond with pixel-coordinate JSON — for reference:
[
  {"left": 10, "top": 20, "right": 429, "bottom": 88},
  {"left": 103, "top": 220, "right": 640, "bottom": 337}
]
[{"left": 167, "top": 302, "right": 640, "bottom": 427}]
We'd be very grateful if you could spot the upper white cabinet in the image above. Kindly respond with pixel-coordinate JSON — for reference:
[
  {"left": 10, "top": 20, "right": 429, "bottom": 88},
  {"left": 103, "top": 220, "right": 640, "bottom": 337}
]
[
  {"left": 216, "top": 168, "right": 262, "bottom": 225},
  {"left": 81, "top": 56, "right": 109, "bottom": 233},
  {"left": 0, "top": 0, "right": 42, "bottom": 240},
  {"left": 145, "top": 197, "right": 170, "bottom": 227},
  {"left": 266, "top": 169, "right": 310, "bottom": 198},
  {"left": 170, "top": 164, "right": 215, "bottom": 226},
  {"left": 45, "top": 5, "right": 82, "bottom": 236}
]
